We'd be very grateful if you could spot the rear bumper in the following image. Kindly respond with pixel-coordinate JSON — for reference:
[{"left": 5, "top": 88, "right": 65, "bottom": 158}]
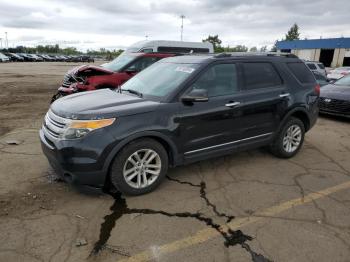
[{"left": 40, "top": 129, "right": 109, "bottom": 188}]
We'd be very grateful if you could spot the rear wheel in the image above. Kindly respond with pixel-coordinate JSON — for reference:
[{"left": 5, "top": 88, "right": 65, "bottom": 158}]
[
  {"left": 110, "top": 138, "right": 168, "bottom": 195},
  {"left": 270, "top": 117, "right": 305, "bottom": 158}
]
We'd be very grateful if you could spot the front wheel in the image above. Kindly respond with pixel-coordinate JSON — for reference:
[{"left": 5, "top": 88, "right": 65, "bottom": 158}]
[
  {"left": 109, "top": 138, "right": 168, "bottom": 195},
  {"left": 269, "top": 117, "right": 305, "bottom": 158}
]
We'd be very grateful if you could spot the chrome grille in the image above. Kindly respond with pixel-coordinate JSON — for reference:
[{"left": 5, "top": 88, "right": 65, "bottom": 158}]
[
  {"left": 42, "top": 110, "right": 71, "bottom": 141},
  {"left": 319, "top": 97, "right": 350, "bottom": 115}
]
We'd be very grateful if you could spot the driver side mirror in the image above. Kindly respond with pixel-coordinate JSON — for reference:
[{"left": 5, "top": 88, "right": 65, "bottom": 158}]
[{"left": 181, "top": 89, "right": 209, "bottom": 103}]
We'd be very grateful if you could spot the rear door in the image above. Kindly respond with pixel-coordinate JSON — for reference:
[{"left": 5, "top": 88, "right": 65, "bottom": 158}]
[{"left": 234, "top": 61, "right": 288, "bottom": 139}]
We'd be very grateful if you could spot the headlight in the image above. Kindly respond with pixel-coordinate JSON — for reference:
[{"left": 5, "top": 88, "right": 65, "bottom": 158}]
[{"left": 62, "top": 118, "right": 115, "bottom": 139}]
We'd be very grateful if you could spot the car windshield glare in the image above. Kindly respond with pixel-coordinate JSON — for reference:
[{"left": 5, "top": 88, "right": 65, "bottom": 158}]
[
  {"left": 102, "top": 53, "right": 137, "bottom": 72},
  {"left": 334, "top": 75, "right": 350, "bottom": 87},
  {"left": 121, "top": 62, "right": 199, "bottom": 98}
]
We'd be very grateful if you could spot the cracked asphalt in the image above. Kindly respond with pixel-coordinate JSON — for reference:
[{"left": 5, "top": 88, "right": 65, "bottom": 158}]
[{"left": 1, "top": 62, "right": 350, "bottom": 262}]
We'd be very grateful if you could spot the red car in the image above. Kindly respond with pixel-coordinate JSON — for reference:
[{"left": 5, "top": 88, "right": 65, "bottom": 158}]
[{"left": 51, "top": 52, "right": 175, "bottom": 102}]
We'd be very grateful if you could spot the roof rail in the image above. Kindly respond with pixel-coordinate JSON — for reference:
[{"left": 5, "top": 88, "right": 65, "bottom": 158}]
[{"left": 214, "top": 52, "right": 298, "bottom": 58}]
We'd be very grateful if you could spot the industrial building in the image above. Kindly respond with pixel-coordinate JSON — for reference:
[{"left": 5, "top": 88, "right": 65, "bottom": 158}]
[{"left": 276, "top": 37, "right": 350, "bottom": 67}]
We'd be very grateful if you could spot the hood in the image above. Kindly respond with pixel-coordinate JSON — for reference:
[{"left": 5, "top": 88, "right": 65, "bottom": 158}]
[
  {"left": 68, "top": 64, "right": 114, "bottom": 76},
  {"left": 320, "top": 84, "right": 350, "bottom": 100},
  {"left": 51, "top": 89, "right": 159, "bottom": 119}
]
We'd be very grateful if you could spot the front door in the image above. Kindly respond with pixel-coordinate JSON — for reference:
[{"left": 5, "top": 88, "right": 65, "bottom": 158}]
[{"left": 177, "top": 62, "right": 242, "bottom": 156}]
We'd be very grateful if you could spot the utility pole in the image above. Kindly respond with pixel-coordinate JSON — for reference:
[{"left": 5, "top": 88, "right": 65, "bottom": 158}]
[
  {"left": 5, "top": 32, "right": 8, "bottom": 49},
  {"left": 0, "top": 38, "right": 2, "bottom": 49},
  {"left": 180, "top": 15, "right": 185, "bottom": 41}
]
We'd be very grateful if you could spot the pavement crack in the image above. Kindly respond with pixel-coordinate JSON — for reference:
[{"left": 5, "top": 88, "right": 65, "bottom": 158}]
[{"left": 90, "top": 177, "right": 273, "bottom": 261}]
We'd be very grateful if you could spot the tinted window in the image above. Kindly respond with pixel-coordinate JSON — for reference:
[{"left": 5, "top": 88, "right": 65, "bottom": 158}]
[
  {"left": 157, "top": 46, "right": 210, "bottom": 53},
  {"left": 242, "top": 63, "right": 282, "bottom": 90},
  {"left": 190, "top": 64, "right": 238, "bottom": 97},
  {"left": 307, "top": 63, "right": 317, "bottom": 70},
  {"left": 287, "top": 62, "right": 315, "bottom": 83},
  {"left": 317, "top": 63, "right": 325, "bottom": 69},
  {"left": 126, "top": 57, "right": 159, "bottom": 72},
  {"left": 314, "top": 73, "right": 326, "bottom": 81}
]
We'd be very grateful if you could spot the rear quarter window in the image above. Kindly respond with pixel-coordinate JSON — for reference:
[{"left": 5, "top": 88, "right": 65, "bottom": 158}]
[
  {"left": 306, "top": 63, "right": 317, "bottom": 70},
  {"left": 242, "top": 62, "right": 282, "bottom": 90},
  {"left": 287, "top": 62, "right": 315, "bottom": 84}
]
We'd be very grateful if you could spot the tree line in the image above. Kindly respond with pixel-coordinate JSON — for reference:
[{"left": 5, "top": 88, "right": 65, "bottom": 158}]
[{"left": 203, "top": 23, "right": 300, "bottom": 53}]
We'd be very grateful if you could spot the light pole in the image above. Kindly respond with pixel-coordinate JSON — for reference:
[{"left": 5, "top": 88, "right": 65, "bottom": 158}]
[
  {"left": 180, "top": 15, "right": 185, "bottom": 41},
  {"left": 5, "top": 32, "right": 8, "bottom": 49},
  {"left": 0, "top": 38, "right": 2, "bottom": 49}
]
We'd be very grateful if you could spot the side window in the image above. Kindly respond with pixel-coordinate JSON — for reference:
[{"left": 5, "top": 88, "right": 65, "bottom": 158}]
[
  {"left": 126, "top": 57, "right": 159, "bottom": 72},
  {"left": 307, "top": 63, "right": 317, "bottom": 70},
  {"left": 190, "top": 63, "right": 238, "bottom": 97},
  {"left": 242, "top": 63, "right": 282, "bottom": 90},
  {"left": 317, "top": 63, "right": 325, "bottom": 69},
  {"left": 287, "top": 62, "right": 315, "bottom": 84}
]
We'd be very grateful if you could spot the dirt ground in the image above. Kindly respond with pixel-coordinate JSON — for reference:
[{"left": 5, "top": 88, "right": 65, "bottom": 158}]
[{"left": 0, "top": 62, "right": 350, "bottom": 262}]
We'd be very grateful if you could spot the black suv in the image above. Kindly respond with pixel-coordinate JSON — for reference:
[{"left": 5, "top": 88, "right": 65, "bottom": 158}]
[{"left": 40, "top": 53, "right": 319, "bottom": 195}]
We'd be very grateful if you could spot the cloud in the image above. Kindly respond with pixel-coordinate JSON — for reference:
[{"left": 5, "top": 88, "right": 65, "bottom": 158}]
[{"left": 0, "top": 0, "right": 349, "bottom": 50}]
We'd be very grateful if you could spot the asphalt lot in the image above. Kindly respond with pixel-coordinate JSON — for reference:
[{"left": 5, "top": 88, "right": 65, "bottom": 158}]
[{"left": 0, "top": 62, "right": 350, "bottom": 262}]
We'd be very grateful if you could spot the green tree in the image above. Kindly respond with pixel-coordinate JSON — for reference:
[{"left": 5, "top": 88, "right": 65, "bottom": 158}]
[
  {"left": 260, "top": 45, "right": 267, "bottom": 52},
  {"left": 249, "top": 46, "right": 258, "bottom": 52},
  {"left": 285, "top": 23, "right": 300, "bottom": 41},
  {"left": 202, "top": 35, "right": 222, "bottom": 52},
  {"left": 270, "top": 40, "right": 278, "bottom": 52}
]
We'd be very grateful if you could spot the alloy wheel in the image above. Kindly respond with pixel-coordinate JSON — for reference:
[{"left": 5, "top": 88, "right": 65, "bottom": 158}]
[
  {"left": 283, "top": 124, "right": 302, "bottom": 153},
  {"left": 123, "top": 149, "right": 162, "bottom": 189}
]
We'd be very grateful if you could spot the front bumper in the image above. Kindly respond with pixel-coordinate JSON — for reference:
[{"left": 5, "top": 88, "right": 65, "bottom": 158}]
[{"left": 40, "top": 128, "right": 113, "bottom": 188}]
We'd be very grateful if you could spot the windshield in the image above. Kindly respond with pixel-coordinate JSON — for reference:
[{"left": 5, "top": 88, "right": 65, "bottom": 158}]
[
  {"left": 334, "top": 75, "right": 350, "bottom": 86},
  {"left": 121, "top": 62, "right": 199, "bottom": 98},
  {"left": 102, "top": 53, "right": 137, "bottom": 72}
]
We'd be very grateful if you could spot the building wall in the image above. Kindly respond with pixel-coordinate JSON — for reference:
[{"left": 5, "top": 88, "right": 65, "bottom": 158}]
[
  {"left": 292, "top": 49, "right": 319, "bottom": 61},
  {"left": 331, "top": 48, "right": 346, "bottom": 67},
  {"left": 291, "top": 48, "right": 347, "bottom": 67}
]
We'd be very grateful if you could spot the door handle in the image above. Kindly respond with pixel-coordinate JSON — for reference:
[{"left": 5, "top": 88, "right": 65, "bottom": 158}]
[
  {"left": 279, "top": 93, "right": 290, "bottom": 98},
  {"left": 225, "top": 102, "right": 241, "bottom": 107}
]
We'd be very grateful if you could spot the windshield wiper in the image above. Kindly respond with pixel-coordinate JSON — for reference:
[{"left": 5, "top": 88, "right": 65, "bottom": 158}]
[{"left": 121, "top": 89, "right": 143, "bottom": 98}]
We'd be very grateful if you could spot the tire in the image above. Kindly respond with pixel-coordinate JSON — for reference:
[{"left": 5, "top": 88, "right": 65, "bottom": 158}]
[
  {"left": 109, "top": 138, "right": 168, "bottom": 195},
  {"left": 269, "top": 117, "right": 305, "bottom": 158}
]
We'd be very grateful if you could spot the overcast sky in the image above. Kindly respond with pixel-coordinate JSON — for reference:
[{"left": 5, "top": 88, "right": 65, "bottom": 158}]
[{"left": 0, "top": 0, "right": 349, "bottom": 51}]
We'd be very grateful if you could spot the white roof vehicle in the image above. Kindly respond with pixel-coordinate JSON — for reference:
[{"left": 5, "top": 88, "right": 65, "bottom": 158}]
[{"left": 125, "top": 40, "right": 214, "bottom": 53}]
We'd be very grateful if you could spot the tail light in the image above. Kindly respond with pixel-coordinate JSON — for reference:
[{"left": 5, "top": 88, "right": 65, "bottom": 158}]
[{"left": 315, "top": 84, "right": 320, "bottom": 96}]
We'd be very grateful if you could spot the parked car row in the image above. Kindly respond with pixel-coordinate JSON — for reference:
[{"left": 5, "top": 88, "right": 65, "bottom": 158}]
[{"left": 0, "top": 52, "right": 95, "bottom": 62}]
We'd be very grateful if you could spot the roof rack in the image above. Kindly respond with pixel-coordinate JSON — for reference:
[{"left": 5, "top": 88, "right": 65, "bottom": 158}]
[{"left": 214, "top": 52, "right": 298, "bottom": 58}]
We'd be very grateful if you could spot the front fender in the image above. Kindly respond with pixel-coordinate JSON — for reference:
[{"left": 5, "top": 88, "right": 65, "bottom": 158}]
[{"left": 101, "top": 130, "right": 180, "bottom": 174}]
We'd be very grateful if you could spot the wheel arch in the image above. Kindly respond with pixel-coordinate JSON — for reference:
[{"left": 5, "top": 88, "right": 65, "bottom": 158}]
[
  {"left": 280, "top": 107, "right": 311, "bottom": 132},
  {"left": 102, "top": 131, "right": 180, "bottom": 185}
]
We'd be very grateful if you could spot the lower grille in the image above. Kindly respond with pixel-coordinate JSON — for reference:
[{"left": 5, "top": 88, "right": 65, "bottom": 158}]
[{"left": 319, "top": 97, "right": 350, "bottom": 115}]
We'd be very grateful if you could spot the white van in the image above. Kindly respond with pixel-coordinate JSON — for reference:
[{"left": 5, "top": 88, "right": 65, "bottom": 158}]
[{"left": 125, "top": 40, "right": 214, "bottom": 54}]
